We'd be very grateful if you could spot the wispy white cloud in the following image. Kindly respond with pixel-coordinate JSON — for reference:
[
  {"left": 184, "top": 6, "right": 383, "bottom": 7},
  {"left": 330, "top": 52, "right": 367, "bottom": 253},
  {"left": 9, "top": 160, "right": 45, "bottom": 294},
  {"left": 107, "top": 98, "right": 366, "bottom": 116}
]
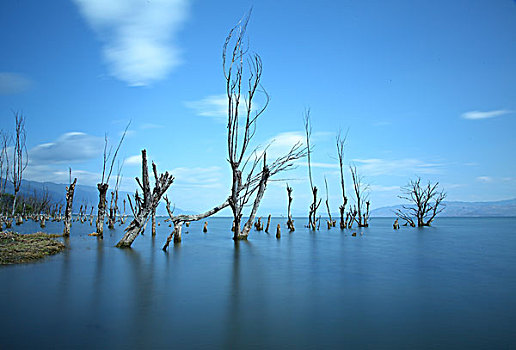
[
  {"left": 171, "top": 166, "right": 224, "bottom": 188},
  {"left": 352, "top": 158, "right": 442, "bottom": 176},
  {"left": 0, "top": 72, "right": 33, "bottom": 94},
  {"left": 185, "top": 94, "right": 227, "bottom": 120},
  {"left": 124, "top": 154, "right": 142, "bottom": 166},
  {"left": 264, "top": 131, "right": 305, "bottom": 160},
  {"left": 476, "top": 176, "right": 493, "bottom": 183},
  {"left": 461, "top": 109, "right": 513, "bottom": 120},
  {"left": 29, "top": 132, "right": 104, "bottom": 165},
  {"left": 73, "top": 0, "right": 190, "bottom": 86},
  {"left": 370, "top": 185, "right": 400, "bottom": 192},
  {"left": 185, "top": 94, "right": 262, "bottom": 123}
]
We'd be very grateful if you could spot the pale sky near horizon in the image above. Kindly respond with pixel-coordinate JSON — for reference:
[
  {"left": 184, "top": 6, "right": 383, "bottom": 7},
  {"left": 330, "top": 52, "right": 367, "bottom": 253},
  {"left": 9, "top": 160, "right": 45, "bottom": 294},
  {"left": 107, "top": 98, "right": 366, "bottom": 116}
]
[{"left": 1, "top": 0, "right": 515, "bottom": 215}]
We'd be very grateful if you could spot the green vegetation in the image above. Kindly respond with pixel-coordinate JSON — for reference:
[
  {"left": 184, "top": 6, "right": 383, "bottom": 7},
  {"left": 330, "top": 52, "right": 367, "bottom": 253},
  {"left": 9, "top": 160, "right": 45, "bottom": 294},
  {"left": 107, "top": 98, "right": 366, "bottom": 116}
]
[{"left": 0, "top": 231, "right": 65, "bottom": 265}]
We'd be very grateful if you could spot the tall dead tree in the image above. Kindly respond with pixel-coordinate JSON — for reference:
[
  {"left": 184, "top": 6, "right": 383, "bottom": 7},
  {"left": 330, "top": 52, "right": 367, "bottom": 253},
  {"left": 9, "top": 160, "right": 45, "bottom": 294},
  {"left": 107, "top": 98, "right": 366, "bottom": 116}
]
[
  {"left": 95, "top": 123, "right": 129, "bottom": 237},
  {"left": 108, "top": 163, "right": 122, "bottom": 229},
  {"left": 0, "top": 130, "right": 9, "bottom": 197},
  {"left": 223, "top": 12, "right": 305, "bottom": 240},
  {"left": 395, "top": 177, "right": 446, "bottom": 227},
  {"left": 336, "top": 131, "right": 348, "bottom": 229},
  {"left": 286, "top": 184, "right": 295, "bottom": 231},
  {"left": 63, "top": 170, "right": 77, "bottom": 237},
  {"left": 350, "top": 165, "right": 370, "bottom": 227},
  {"left": 116, "top": 149, "right": 174, "bottom": 248},
  {"left": 10, "top": 113, "right": 28, "bottom": 218},
  {"left": 304, "top": 110, "right": 321, "bottom": 230}
]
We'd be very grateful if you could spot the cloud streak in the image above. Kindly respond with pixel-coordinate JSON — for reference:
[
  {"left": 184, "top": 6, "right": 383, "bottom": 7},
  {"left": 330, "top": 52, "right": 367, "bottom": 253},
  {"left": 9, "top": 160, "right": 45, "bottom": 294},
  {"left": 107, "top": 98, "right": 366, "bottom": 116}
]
[
  {"left": 29, "top": 132, "right": 104, "bottom": 166},
  {"left": 461, "top": 109, "right": 513, "bottom": 120},
  {"left": 0, "top": 72, "right": 32, "bottom": 95},
  {"left": 73, "top": 0, "right": 190, "bottom": 86},
  {"left": 352, "top": 158, "right": 442, "bottom": 176}
]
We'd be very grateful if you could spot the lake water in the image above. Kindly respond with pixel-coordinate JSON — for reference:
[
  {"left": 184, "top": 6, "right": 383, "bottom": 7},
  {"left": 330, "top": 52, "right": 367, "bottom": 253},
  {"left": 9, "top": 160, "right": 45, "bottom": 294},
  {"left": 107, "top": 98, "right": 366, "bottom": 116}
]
[{"left": 1, "top": 217, "right": 515, "bottom": 349}]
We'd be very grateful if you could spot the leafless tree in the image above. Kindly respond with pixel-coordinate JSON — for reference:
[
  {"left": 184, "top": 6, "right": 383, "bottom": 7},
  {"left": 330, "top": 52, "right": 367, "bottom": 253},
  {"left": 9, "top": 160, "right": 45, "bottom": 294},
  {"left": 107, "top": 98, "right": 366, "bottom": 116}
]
[
  {"left": 0, "top": 130, "right": 10, "bottom": 196},
  {"left": 304, "top": 110, "right": 321, "bottom": 230},
  {"left": 395, "top": 177, "right": 446, "bottom": 227},
  {"left": 223, "top": 12, "right": 305, "bottom": 240},
  {"left": 336, "top": 131, "right": 348, "bottom": 229},
  {"left": 95, "top": 123, "right": 129, "bottom": 237},
  {"left": 116, "top": 149, "right": 174, "bottom": 248},
  {"left": 350, "top": 165, "right": 370, "bottom": 227},
  {"left": 10, "top": 112, "right": 28, "bottom": 218}
]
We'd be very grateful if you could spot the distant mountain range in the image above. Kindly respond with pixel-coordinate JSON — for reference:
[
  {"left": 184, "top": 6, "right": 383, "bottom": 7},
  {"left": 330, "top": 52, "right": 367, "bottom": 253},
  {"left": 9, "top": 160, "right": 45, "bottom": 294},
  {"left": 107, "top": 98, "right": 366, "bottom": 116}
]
[
  {"left": 370, "top": 198, "right": 516, "bottom": 217},
  {"left": 3, "top": 179, "right": 191, "bottom": 216},
  {"left": 4, "top": 180, "right": 515, "bottom": 218}
]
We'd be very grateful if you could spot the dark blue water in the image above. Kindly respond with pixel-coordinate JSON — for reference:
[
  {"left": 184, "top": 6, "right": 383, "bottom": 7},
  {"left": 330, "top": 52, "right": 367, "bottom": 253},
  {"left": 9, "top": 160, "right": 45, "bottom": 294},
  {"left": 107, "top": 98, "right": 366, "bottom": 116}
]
[{"left": 1, "top": 217, "right": 515, "bottom": 349}]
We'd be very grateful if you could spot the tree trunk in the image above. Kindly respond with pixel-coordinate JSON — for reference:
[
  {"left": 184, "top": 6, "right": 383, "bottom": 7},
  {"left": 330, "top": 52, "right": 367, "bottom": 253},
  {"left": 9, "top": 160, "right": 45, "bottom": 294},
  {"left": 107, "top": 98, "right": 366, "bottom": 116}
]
[
  {"left": 265, "top": 214, "right": 271, "bottom": 233},
  {"left": 96, "top": 183, "right": 109, "bottom": 237},
  {"left": 151, "top": 208, "right": 156, "bottom": 236},
  {"left": 63, "top": 178, "right": 77, "bottom": 237}
]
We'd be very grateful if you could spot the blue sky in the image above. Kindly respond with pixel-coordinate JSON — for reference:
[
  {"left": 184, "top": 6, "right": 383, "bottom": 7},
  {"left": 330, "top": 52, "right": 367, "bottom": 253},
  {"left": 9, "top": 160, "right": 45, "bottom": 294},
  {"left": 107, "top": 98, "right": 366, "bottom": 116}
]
[{"left": 1, "top": 0, "right": 515, "bottom": 216}]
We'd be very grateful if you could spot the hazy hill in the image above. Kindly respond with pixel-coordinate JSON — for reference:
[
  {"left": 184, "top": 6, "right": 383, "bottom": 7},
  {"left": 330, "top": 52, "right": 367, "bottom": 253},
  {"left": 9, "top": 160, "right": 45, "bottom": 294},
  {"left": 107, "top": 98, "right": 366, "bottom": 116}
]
[
  {"left": 3, "top": 179, "right": 190, "bottom": 216},
  {"left": 371, "top": 198, "right": 516, "bottom": 217}
]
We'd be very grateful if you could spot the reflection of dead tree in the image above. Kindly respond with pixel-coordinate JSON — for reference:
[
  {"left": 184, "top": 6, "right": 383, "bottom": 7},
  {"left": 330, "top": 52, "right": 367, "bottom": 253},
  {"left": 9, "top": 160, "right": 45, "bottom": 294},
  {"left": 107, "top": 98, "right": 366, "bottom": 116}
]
[
  {"left": 95, "top": 123, "right": 129, "bottom": 238},
  {"left": 116, "top": 150, "right": 174, "bottom": 248},
  {"left": 223, "top": 13, "right": 305, "bottom": 240},
  {"left": 304, "top": 110, "right": 321, "bottom": 230},
  {"left": 350, "top": 165, "right": 370, "bottom": 227},
  {"left": 63, "top": 169, "right": 77, "bottom": 237},
  {"left": 395, "top": 177, "right": 446, "bottom": 227},
  {"left": 286, "top": 184, "right": 295, "bottom": 231},
  {"left": 336, "top": 131, "right": 348, "bottom": 229},
  {"left": 10, "top": 113, "right": 28, "bottom": 218}
]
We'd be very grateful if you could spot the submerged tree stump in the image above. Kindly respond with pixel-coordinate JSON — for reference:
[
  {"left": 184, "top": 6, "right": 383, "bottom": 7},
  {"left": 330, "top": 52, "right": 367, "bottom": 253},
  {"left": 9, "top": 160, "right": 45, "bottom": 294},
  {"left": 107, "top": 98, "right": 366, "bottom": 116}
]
[{"left": 63, "top": 178, "right": 77, "bottom": 237}]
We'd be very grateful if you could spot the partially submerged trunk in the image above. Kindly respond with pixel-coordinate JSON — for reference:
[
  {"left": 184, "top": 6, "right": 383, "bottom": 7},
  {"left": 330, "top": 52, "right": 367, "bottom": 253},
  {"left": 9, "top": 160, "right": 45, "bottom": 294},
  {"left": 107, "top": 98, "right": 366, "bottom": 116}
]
[
  {"left": 151, "top": 208, "right": 156, "bottom": 236},
  {"left": 286, "top": 184, "right": 295, "bottom": 232},
  {"left": 116, "top": 150, "right": 174, "bottom": 248},
  {"left": 96, "top": 183, "right": 109, "bottom": 237},
  {"left": 63, "top": 178, "right": 77, "bottom": 237},
  {"left": 265, "top": 214, "right": 271, "bottom": 233},
  {"left": 163, "top": 198, "right": 230, "bottom": 250}
]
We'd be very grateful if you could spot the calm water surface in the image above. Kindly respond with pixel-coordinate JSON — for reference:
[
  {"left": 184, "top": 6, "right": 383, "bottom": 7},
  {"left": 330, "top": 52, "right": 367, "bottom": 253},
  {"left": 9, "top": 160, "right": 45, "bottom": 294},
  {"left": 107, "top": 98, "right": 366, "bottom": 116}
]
[{"left": 1, "top": 217, "right": 515, "bottom": 349}]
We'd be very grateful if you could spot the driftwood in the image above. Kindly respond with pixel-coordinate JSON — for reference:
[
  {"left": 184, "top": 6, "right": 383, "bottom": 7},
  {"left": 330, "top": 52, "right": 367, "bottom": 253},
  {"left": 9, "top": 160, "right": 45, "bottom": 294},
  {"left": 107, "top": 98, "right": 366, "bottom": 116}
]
[
  {"left": 116, "top": 149, "right": 174, "bottom": 248},
  {"left": 63, "top": 177, "right": 77, "bottom": 237}
]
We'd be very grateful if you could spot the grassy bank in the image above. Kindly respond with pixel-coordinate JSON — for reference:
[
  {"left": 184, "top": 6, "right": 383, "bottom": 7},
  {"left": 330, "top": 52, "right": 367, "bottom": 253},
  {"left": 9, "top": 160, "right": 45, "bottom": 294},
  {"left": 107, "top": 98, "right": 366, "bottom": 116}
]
[{"left": 0, "top": 232, "right": 65, "bottom": 265}]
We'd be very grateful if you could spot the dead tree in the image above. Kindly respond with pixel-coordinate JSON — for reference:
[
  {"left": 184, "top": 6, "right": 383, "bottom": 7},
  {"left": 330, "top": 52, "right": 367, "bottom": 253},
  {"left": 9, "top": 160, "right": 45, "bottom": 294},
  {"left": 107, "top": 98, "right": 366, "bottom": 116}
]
[
  {"left": 350, "top": 165, "right": 369, "bottom": 227},
  {"left": 324, "top": 177, "right": 335, "bottom": 228},
  {"left": 336, "top": 131, "right": 348, "bottom": 229},
  {"left": 286, "top": 184, "right": 295, "bottom": 231},
  {"left": 10, "top": 112, "right": 28, "bottom": 218},
  {"left": 0, "top": 130, "right": 9, "bottom": 197},
  {"left": 304, "top": 110, "right": 321, "bottom": 230},
  {"left": 108, "top": 163, "right": 122, "bottom": 229},
  {"left": 265, "top": 214, "right": 271, "bottom": 233},
  {"left": 63, "top": 175, "right": 77, "bottom": 237},
  {"left": 395, "top": 177, "right": 446, "bottom": 227},
  {"left": 223, "top": 13, "right": 305, "bottom": 240},
  {"left": 116, "top": 149, "right": 174, "bottom": 248},
  {"left": 95, "top": 123, "right": 129, "bottom": 237}
]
